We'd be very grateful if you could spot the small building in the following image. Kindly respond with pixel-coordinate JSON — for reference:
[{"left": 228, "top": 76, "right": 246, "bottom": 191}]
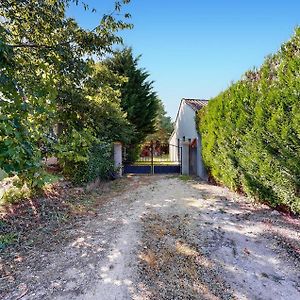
[{"left": 169, "top": 98, "right": 208, "bottom": 180}]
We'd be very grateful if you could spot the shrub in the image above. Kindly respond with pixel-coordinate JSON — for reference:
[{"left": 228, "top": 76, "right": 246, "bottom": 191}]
[
  {"left": 198, "top": 27, "right": 300, "bottom": 213},
  {"left": 86, "top": 143, "right": 115, "bottom": 183},
  {"left": 55, "top": 129, "right": 115, "bottom": 184},
  {"left": 0, "top": 176, "right": 31, "bottom": 204},
  {"left": 2, "top": 182, "right": 31, "bottom": 204},
  {"left": 0, "top": 113, "right": 44, "bottom": 188}
]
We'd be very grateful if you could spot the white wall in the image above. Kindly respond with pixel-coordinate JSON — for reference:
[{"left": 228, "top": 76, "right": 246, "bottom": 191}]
[{"left": 169, "top": 101, "right": 207, "bottom": 180}]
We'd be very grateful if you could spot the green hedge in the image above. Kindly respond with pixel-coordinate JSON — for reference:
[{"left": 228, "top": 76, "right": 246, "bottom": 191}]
[{"left": 198, "top": 28, "right": 300, "bottom": 213}]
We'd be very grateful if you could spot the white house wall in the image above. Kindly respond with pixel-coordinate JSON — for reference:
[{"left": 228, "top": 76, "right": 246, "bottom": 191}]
[{"left": 169, "top": 101, "right": 207, "bottom": 180}]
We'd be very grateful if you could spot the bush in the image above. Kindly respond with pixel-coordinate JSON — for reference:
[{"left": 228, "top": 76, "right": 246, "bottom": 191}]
[
  {"left": 198, "top": 27, "right": 300, "bottom": 213},
  {"left": 0, "top": 176, "right": 31, "bottom": 204},
  {"left": 123, "top": 144, "right": 141, "bottom": 163},
  {"left": 2, "top": 182, "right": 31, "bottom": 204},
  {"left": 86, "top": 143, "right": 115, "bottom": 183},
  {"left": 55, "top": 129, "right": 115, "bottom": 184},
  {"left": 0, "top": 113, "right": 44, "bottom": 188}
]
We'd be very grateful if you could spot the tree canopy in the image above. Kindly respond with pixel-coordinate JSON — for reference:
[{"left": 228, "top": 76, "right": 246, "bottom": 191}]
[
  {"left": 146, "top": 99, "right": 173, "bottom": 144},
  {"left": 0, "top": 0, "right": 133, "bottom": 185},
  {"left": 0, "top": 1, "right": 170, "bottom": 185},
  {"left": 105, "top": 48, "right": 159, "bottom": 144}
]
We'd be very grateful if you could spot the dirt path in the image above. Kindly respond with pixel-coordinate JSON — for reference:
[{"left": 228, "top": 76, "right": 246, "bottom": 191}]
[{"left": 2, "top": 176, "right": 300, "bottom": 300}]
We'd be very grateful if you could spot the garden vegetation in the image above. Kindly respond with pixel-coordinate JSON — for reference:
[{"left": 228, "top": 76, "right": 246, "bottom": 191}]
[
  {"left": 104, "top": 48, "right": 160, "bottom": 161},
  {"left": 198, "top": 28, "right": 300, "bottom": 213},
  {"left": 0, "top": 0, "right": 161, "bottom": 197}
]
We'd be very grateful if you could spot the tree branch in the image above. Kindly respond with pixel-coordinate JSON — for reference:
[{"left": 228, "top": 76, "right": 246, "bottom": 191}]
[{"left": 8, "top": 41, "right": 71, "bottom": 49}]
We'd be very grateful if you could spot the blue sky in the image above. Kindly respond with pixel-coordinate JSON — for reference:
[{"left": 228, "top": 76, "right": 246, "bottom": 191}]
[{"left": 67, "top": 0, "right": 300, "bottom": 119}]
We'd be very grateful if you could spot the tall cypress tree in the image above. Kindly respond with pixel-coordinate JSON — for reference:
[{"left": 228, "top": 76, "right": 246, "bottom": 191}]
[
  {"left": 105, "top": 48, "right": 159, "bottom": 144},
  {"left": 146, "top": 99, "right": 173, "bottom": 144}
]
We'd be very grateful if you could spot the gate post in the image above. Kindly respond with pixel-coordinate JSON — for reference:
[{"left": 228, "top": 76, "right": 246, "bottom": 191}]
[
  {"left": 151, "top": 140, "right": 154, "bottom": 174},
  {"left": 113, "top": 142, "right": 123, "bottom": 178},
  {"left": 181, "top": 141, "right": 190, "bottom": 175}
]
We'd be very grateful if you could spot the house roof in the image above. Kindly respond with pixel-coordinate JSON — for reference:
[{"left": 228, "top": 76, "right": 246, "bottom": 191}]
[
  {"left": 183, "top": 98, "right": 208, "bottom": 111},
  {"left": 169, "top": 98, "right": 208, "bottom": 142}
]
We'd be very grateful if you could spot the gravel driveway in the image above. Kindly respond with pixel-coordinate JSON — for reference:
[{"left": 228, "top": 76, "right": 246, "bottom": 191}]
[{"left": 3, "top": 175, "right": 300, "bottom": 300}]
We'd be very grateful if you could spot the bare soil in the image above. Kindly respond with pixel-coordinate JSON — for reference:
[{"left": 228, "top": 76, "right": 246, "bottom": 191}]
[{"left": 1, "top": 175, "right": 299, "bottom": 300}]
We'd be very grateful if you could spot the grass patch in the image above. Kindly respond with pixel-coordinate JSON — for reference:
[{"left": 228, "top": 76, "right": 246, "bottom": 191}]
[
  {"left": 179, "top": 175, "right": 192, "bottom": 181},
  {"left": 0, "top": 233, "right": 18, "bottom": 250},
  {"left": 42, "top": 173, "right": 62, "bottom": 185}
]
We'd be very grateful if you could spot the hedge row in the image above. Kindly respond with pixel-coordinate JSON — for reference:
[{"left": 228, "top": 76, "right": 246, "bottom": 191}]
[{"left": 198, "top": 28, "right": 300, "bottom": 213}]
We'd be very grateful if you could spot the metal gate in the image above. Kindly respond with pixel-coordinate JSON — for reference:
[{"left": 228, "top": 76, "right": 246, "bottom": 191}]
[{"left": 123, "top": 141, "right": 182, "bottom": 174}]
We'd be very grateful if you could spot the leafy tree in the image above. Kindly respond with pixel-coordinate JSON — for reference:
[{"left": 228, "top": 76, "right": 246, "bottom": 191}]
[
  {"left": 105, "top": 48, "right": 159, "bottom": 144},
  {"left": 0, "top": 0, "right": 132, "bottom": 185},
  {"left": 84, "top": 62, "right": 134, "bottom": 144}
]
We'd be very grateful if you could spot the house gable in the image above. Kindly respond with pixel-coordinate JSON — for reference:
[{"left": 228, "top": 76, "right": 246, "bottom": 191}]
[
  {"left": 169, "top": 98, "right": 208, "bottom": 180},
  {"left": 170, "top": 98, "right": 208, "bottom": 143}
]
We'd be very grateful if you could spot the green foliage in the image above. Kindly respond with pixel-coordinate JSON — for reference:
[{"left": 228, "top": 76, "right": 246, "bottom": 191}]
[
  {"left": 55, "top": 129, "right": 114, "bottom": 184},
  {"left": 104, "top": 48, "right": 160, "bottom": 162},
  {"left": 178, "top": 175, "right": 192, "bottom": 181},
  {"left": 105, "top": 48, "right": 159, "bottom": 144},
  {"left": 0, "top": 168, "right": 8, "bottom": 181},
  {"left": 0, "top": 111, "right": 44, "bottom": 186},
  {"left": 0, "top": 176, "right": 32, "bottom": 204},
  {"left": 41, "top": 173, "right": 62, "bottom": 186},
  {"left": 86, "top": 143, "right": 115, "bottom": 182},
  {"left": 198, "top": 28, "right": 300, "bottom": 213},
  {"left": 0, "top": 1, "right": 132, "bottom": 188},
  {"left": 84, "top": 63, "right": 134, "bottom": 144},
  {"left": 0, "top": 232, "right": 17, "bottom": 250},
  {"left": 146, "top": 99, "right": 173, "bottom": 143},
  {"left": 2, "top": 183, "right": 31, "bottom": 204}
]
